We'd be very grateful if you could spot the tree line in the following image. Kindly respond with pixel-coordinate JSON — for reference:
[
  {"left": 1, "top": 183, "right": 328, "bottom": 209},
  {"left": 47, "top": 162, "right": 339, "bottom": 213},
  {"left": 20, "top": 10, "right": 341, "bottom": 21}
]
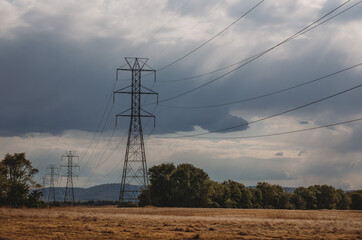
[
  {"left": 139, "top": 163, "right": 362, "bottom": 210},
  {"left": 1, "top": 153, "right": 361, "bottom": 209}
]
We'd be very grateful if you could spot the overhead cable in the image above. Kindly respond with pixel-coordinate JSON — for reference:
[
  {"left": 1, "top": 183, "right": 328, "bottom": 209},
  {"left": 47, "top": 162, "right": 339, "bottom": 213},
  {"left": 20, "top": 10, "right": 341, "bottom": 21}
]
[
  {"left": 161, "top": 83, "right": 362, "bottom": 138},
  {"left": 173, "top": 117, "right": 362, "bottom": 139},
  {"left": 160, "top": 62, "right": 362, "bottom": 109},
  {"left": 158, "top": 0, "right": 360, "bottom": 83},
  {"left": 153, "top": 0, "right": 355, "bottom": 104},
  {"left": 156, "top": 0, "right": 264, "bottom": 72}
]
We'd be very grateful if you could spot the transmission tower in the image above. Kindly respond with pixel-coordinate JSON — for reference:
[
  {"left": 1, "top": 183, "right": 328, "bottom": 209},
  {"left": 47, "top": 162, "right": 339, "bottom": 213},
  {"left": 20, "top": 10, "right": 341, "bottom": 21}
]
[
  {"left": 46, "top": 164, "right": 59, "bottom": 203},
  {"left": 40, "top": 176, "right": 48, "bottom": 201},
  {"left": 114, "top": 57, "right": 158, "bottom": 206},
  {"left": 40, "top": 176, "right": 47, "bottom": 187},
  {"left": 61, "top": 151, "right": 79, "bottom": 205}
]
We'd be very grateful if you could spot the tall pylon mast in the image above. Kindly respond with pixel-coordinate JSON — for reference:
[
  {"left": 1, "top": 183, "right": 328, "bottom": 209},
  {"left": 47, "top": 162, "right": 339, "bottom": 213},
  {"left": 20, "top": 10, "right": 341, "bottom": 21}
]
[
  {"left": 61, "top": 151, "right": 79, "bottom": 205},
  {"left": 40, "top": 176, "right": 48, "bottom": 201},
  {"left": 114, "top": 57, "right": 158, "bottom": 206},
  {"left": 46, "top": 164, "right": 59, "bottom": 203}
]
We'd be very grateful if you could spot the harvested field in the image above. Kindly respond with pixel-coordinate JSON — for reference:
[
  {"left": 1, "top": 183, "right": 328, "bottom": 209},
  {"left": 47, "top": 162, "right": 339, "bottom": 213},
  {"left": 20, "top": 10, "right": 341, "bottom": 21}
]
[{"left": 0, "top": 206, "right": 361, "bottom": 239}]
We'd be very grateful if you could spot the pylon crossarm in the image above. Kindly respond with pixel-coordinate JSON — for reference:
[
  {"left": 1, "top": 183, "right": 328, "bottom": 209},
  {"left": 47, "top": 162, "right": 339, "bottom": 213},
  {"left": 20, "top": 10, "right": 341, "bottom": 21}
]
[
  {"left": 140, "top": 108, "right": 155, "bottom": 117},
  {"left": 114, "top": 86, "right": 132, "bottom": 92},
  {"left": 116, "top": 108, "right": 131, "bottom": 116},
  {"left": 115, "top": 91, "right": 157, "bottom": 95},
  {"left": 141, "top": 85, "right": 158, "bottom": 95}
]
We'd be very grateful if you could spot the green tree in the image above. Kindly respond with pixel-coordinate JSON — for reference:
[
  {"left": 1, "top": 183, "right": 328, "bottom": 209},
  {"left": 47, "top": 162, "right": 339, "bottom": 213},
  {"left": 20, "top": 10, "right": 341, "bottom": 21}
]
[
  {"left": 315, "top": 185, "right": 339, "bottom": 209},
  {"left": 348, "top": 190, "right": 362, "bottom": 210},
  {"left": 208, "top": 180, "right": 225, "bottom": 208},
  {"left": 291, "top": 187, "right": 308, "bottom": 209},
  {"left": 220, "top": 180, "right": 252, "bottom": 208},
  {"left": 168, "top": 163, "right": 212, "bottom": 207},
  {"left": 336, "top": 189, "right": 351, "bottom": 210},
  {"left": 250, "top": 187, "right": 263, "bottom": 208},
  {"left": 146, "top": 163, "right": 176, "bottom": 206},
  {"left": 141, "top": 163, "right": 213, "bottom": 207},
  {"left": 0, "top": 161, "right": 9, "bottom": 205},
  {"left": 0, "top": 153, "right": 42, "bottom": 207},
  {"left": 255, "top": 182, "right": 290, "bottom": 209}
]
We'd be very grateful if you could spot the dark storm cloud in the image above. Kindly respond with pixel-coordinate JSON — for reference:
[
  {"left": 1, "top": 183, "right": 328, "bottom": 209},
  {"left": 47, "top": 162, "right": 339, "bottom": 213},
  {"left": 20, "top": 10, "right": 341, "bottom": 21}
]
[
  {"left": 0, "top": 0, "right": 361, "bottom": 138},
  {"left": 0, "top": 26, "right": 249, "bottom": 136},
  {"left": 153, "top": 44, "right": 362, "bottom": 135},
  {"left": 0, "top": 30, "right": 120, "bottom": 136}
]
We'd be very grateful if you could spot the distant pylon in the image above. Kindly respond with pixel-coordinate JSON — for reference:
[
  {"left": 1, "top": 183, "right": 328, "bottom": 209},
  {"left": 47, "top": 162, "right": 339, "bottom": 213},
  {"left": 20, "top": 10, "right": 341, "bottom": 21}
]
[
  {"left": 40, "top": 176, "right": 48, "bottom": 201},
  {"left": 46, "top": 164, "right": 59, "bottom": 203},
  {"left": 114, "top": 57, "right": 158, "bottom": 206},
  {"left": 41, "top": 176, "right": 47, "bottom": 188},
  {"left": 61, "top": 151, "right": 79, "bottom": 205}
]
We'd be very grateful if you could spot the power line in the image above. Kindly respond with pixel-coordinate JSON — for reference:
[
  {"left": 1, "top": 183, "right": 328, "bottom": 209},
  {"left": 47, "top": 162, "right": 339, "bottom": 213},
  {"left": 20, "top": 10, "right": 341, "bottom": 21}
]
[
  {"left": 79, "top": 78, "right": 118, "bottom": 163},
  {"left": 122, "top": 1, "right": 262, "bottom": 81},
  {"left": 150, "top": 0, "right": 356, "bottom": 104},
  {"left": 130, "top": 0, "right": 193, "bottom": 59},
  {"left": 158, "top": 0, "right": 360, "bottom": 83},
  {"left": 82, "top": 126, "right": 120, "bottom": 188},
  {"left": 80, "top": 105, "right": 115, "bottom": 173},
  {"left": 97, "top": 132, "right": 128, "bottom": 179},
  {"left": 176, "top": 117, "right": 362, "bottom": 139},
  {"left": 81, "top": 59, "right": 157, "bottom": 188},
  {"left": 158, "top": 0, "right": 355, "bottom": 102},
  {"left": 79, "top": 62, "right": 130, "bottom": 169},
  {"left": 103, "top": 131, "right": 156, "bottom": 183},
  {"left": 159, "top": 62, "right": 362, "bottom": 109},
  {"left": 156, "top": 0, "right": 264, "bottom": 72},
  {"left": 161, "top": 83, "right": 362, "bottom": 138},
  {"left": 102, "top": 105, "right": 158, "bottom": 181}
]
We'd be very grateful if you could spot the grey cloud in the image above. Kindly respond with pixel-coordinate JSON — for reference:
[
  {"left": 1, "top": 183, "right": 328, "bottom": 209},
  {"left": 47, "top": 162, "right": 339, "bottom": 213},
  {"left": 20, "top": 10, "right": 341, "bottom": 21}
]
[
  {"left": 319, "top": 0, "right": 362, "bottom": 22},
  {"left": 275, "top": 152, "right": 283, "bottom": 156},
  {"left": 330, "top": 123, "right": 362, "bottom": 153},
  {"left": 167, "top": 150, "right": 298, "bottom": 182},
  {"left": 298, "top": 150, "right": 306, "bottom": 157},
  {"left": 166, "top": 0, "right": 221, "bottom": 17},
  {"left": 0, "top": 31, "right": 120, "bottom": 136},
  {"left": 0, "top": 0, "right": 361, "bottom": 139},
  {"left": 1, "top": 0, "right": 361, "bottom": 190},
  {"left": 299, "top": 156, "right": 362, "bottom": 180}
]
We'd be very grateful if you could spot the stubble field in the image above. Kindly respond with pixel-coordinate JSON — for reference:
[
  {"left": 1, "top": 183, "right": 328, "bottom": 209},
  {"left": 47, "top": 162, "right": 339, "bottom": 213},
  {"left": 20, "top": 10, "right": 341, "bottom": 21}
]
[{"left": 0, "top": 206, "right": 361, "bottom": 239}]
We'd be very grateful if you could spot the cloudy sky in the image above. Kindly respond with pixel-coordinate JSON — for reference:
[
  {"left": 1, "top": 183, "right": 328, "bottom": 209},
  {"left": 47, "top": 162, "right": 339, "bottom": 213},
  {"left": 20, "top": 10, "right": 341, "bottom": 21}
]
[{"left": 1, "top": 0, "right": 361, "bottom": 190}]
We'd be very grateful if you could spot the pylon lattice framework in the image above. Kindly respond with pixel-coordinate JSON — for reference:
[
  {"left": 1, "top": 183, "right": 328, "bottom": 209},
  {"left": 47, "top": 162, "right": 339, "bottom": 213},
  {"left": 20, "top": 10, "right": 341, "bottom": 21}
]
[
  {"left": 114, "top": 57, "right": 158, "bottom": 206},
  {"left": 46, "top": 164, "right": 59, "bottom": 203},
  {"left": 40, "top": 176, "right": 47, "bottom": 201},
  {"left": 61, "top": 151, "right": 79, "bottom": 204}
]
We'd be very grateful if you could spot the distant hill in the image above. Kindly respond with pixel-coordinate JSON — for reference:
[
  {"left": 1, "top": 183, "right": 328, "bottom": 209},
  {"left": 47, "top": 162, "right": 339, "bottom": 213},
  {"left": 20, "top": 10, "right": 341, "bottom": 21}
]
[
  {"left": 38, "top": 183, "right": 140, "bottom": 202},
  {"left": 38, "top": 184, "right": 297, "bottom": 202}
]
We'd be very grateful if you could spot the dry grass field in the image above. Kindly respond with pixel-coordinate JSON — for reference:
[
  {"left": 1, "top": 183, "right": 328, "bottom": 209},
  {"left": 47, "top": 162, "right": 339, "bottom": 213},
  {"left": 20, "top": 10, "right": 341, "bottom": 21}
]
[{"left": 0, "top": 206, "right": 361, "bottom": 239}]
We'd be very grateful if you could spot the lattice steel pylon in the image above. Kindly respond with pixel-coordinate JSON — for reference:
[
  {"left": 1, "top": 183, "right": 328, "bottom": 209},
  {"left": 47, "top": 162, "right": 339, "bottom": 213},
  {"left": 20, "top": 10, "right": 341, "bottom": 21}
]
[
  {"left": 46, "top": 164, "right": 59, "bottom": 203},
  {"left": 114, "top": 57, "right": 158, "bottom": 206},
  {"left": 61, "top": 151, "right": 79, "bottom": 205},
  {"left": 40, "top": 176, "right": 48, "bottom": 201}
]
